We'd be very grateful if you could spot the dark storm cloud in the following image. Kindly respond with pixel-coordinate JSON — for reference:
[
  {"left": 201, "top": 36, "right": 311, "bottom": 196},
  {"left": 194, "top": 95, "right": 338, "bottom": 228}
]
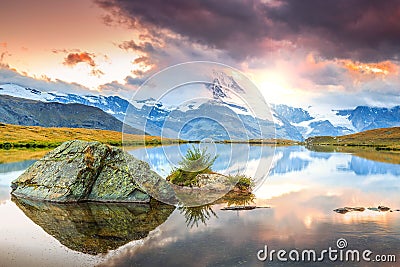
[
  {"left": 98, "top": 76, "right": 146, "bottom": 98},
  {"left": 267, "top": 0, "right": 400, "bottom": 62},
  {"left": 125, "top": 76, "right": 147, "bottom": 86},
  {"left": 96, "top": 0, "right": 271, "bottom": 60},
  {"left": 96, "top": 0, "right": 400, "bottom": 62},
  {"left": 118, "top": 40, "right": 156, "bottom": 53}
]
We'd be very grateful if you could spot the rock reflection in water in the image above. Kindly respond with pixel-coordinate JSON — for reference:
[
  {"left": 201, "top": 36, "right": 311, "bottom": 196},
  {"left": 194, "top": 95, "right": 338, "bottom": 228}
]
[
  {"left": 178, "top": 192, "right": 256, "bottom": 228},
  {"left": 12, "top": 197, "right": 175, "bottom": 255}
]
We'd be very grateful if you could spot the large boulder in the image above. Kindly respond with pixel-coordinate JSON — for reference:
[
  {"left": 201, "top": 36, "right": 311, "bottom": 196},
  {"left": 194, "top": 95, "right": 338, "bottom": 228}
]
[{"left": 11, "top": 140, "right": 176, "bottom": 203}]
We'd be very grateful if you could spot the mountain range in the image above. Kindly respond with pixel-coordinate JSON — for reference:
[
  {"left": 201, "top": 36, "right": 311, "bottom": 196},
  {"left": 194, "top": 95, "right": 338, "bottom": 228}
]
[
  {"left": 0, "top": 92, "right": 143, "bottom": 135},
  {"left": 1, "top": 78, "right": 399, "bottom": 141}
]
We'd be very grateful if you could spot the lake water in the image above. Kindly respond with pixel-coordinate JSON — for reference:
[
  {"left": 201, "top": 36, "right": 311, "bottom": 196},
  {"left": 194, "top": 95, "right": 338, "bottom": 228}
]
[{"left": 0, "top": 145, "right": 399, "bottom": 266}]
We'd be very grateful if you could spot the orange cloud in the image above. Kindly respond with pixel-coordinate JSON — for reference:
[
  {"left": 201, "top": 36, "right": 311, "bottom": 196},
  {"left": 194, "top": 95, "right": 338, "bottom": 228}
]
[
  {"left": 63, "top": 52, "right": 96, "bottom": 67},
  {"left": 132, "top": 56, "right": 150, "bottom": 65},
  {"left": 339, "top": 59, "right": 398, "bottom": 76},
  {"left": 62, "top": 51, "right": 104, "bottom": 77},
  {"left": 131, "top": 56, "right": 154, "bottom": 77}
]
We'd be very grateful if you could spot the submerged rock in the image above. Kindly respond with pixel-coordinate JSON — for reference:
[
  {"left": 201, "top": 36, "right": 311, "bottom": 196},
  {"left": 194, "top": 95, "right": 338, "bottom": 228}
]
[
  {"left": 378, "top": 205, "right": 391, "bottom": 212},
  {"left": 221, "top": 205, "right": 270, "bottom": 211},
  {"left": 333, "top": 208, "right": 350, "bottom": 214},
  {"left": 367, "top": 207, "right": 379, "bottom": 211},
  {"left": 12, "top": 196, "right": 175, "bottom": 254},
  {"left": 346, "top": 207, "right": 365, "bottom": 212},
  {"left": 11, "top": 140, "right": 177, "bottom": 203},
  {"left": 334, "top": 207, "right": 365, "bottom": 214},
  {"left": 334, "top": 206, "right": 394, "bottom": 214},
  {"left": 367, "top": 206, "right": 391, "bottom": 212}
]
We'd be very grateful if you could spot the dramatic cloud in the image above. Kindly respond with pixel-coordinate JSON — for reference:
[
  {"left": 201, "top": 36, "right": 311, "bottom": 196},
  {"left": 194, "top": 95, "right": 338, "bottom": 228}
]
[
  {"left": 96, "top": 0, "right": 274, "bottom": 61},
  {"left": 2, "top": 0, "right": 400, "bottom": 109},
  {"left": 0, "top": 65, "right": 93, "bottom": 95},
  {"left": 98, "top": 76, "right": 145, "bottom": 98},
  {"left": 62, "top": 51, "right": 105, "bottom": 77},
  {"left": 96, "top": 0, "right": 400, "bottom": 62},
  {"left": 63, "top": 52, "right": 96, "bottom": 67},
  {"left": 338, "top": 60, "right": 398, "bottom": 78},
  {"left": 115, "top": 33, "right": 235, "bottom": 80},
  {"left": 266, "top": 0, "right": 400, "bottom": 62},
  {"left": 118, "top": 40, "right": 156, "bottom": 54}
]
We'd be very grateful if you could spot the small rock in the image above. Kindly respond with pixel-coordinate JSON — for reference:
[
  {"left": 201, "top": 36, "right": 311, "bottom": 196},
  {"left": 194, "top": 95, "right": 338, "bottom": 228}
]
[
  {"left": 334, "top": 207, "right": 365, "bottom": 214},
  {"left": 334, "top": 208, "right": 350, "bottom": 214},
  {"left": 368, "top": 207, "right": 379, "bottom": 211},
  {"left": 351, "top": 207, "right": 365, "bottom": 212},
  {"left": 378, "top": 206, "right": 391, "bottom": 212},
  {"left": 221, "top": 205, "right": 270, "bottom": 211}
]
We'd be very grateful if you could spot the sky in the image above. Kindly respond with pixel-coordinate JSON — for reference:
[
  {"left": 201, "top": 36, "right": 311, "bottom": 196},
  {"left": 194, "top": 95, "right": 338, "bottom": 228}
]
[{"left": 1, "top": 0, "right": 400, "bottom": 109}]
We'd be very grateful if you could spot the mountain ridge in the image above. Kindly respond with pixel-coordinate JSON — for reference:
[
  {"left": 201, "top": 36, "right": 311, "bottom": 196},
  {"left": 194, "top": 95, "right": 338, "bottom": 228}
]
[{"left": 0, "top": 95, "right": 143, "bottom": 134}]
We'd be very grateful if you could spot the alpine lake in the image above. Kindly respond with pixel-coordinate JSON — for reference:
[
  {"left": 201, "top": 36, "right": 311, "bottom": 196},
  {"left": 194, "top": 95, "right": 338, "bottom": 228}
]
[{"left": 1, "top": 144, "right": 400, "bottom": 266}]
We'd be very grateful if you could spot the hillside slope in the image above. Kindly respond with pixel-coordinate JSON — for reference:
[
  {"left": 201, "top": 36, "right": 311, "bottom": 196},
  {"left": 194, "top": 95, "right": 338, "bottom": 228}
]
[
  {"left": 306, "top": 127, "right": 400, "bottom": 150},
  {"left": 0, "top": 95, "right": 143, "bottom": 134}
]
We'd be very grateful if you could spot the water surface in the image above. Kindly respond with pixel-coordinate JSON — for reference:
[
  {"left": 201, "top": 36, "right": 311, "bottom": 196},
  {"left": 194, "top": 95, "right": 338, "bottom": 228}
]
[{"left": 0, "top": 145, "right": 399, "bottom": 266}]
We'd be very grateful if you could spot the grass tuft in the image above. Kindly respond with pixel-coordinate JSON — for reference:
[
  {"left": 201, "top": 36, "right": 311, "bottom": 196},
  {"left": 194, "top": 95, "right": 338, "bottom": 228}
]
[{"left": 167, "top": 146, "right": 217, "bottom": 186}]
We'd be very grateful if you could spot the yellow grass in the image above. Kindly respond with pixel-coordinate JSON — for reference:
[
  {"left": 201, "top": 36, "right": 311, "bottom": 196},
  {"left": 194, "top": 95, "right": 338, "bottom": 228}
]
[
  {"left": 0, "top": 123, "right": 183, "bottom": 149},
  {"left": 0, "top": 149, "right": 51, "bottom": 164},
  {"left": 307, "top": 145, "right": 400, "bottom": 164},
  {"left": 306, "top": 127, "right": 400, "bottom": 150}
]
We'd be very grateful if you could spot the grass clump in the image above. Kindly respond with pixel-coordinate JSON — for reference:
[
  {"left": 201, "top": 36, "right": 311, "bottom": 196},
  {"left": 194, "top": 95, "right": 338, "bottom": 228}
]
[
  {"left": 167, "top": 146, "right": 217, "bottom": 187},
  {"left": 227, "top": 174, "right": 254, "bottom": 192}
]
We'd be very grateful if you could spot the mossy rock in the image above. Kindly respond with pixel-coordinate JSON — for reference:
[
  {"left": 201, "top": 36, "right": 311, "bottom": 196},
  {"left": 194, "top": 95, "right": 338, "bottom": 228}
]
[{"left": 11, "top": 140, "right": 177, "bottom": 203}]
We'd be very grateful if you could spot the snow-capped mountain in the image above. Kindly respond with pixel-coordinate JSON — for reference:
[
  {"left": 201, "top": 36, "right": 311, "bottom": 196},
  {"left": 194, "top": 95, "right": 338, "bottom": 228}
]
[
  {"left": 273, "top": 104, "right": 356, "bottom": 138},
  {"left": 336, "top": 106, "right": 400, "bottom": 132},
  {"left": 273, "top": 104, "right": 400, "bottom": 138},
  {"left": 2, "top": 80, "right": 400, "bottom": 141},
  {"left": 123, "top": 72, "right": 287, "bottom": 140},
  {"left": 0, "top": 83, "right": 129, "bottom": 121}
]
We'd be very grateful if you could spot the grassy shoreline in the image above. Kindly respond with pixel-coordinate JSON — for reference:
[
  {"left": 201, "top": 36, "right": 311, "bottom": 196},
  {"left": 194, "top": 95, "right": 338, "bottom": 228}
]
[
  {"left": 0, "top": 148, "right": 52, "bottom": 164},
  {"left": 2, "top": 123, "right": 400, "bottom": 165},
  {"left": 216, "top": 139, "right": 302, "bottom": 146},
  {"left": 0, "top": 123, "right": 187, "bottom": 149},
  {"left": 305, "top": 127, "right": 400, "bottom": 151}
]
